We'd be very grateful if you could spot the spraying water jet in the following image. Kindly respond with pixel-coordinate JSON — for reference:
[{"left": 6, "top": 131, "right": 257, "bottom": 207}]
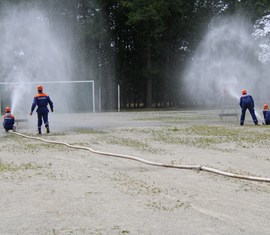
[
  {"left": 183, "top": 15, "right": 270, "bottom": 123},
  {"left": 0, "top": 2, "right": 96, "bottom": 132}
]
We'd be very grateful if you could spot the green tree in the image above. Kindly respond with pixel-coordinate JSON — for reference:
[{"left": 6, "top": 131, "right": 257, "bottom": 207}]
[{"left": 119, "top": 0, "right": 174, "bottom": 107}]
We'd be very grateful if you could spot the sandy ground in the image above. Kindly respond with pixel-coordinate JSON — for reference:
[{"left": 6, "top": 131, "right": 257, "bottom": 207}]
[{"left": 1, "top": 109, "right": 270, "bottom": 235}]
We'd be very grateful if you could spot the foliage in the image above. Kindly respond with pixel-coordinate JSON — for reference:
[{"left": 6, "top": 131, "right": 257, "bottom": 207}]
[{"left": 2, "top": 0, "right": 270, "bottom": 109}]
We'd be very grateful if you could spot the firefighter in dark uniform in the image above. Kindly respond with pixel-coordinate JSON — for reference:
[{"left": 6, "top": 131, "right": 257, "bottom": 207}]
[
  {"left": 239, "top": 89, "right": 258, "bottom": 126},
  {"left": 30, "top": 85, "right": 54, "bottom": 134},
  {"left": 3, "top": 107, "right": 16, "bottom": 132},
  {"left": 263, "top": 103, "right": 270, "bottom": 125}
]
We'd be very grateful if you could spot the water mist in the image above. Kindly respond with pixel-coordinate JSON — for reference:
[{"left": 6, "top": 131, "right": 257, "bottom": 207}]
[
  {"left": 182, "top": 15, "right": 270, "bottom": 112},
  {"left": 0, "top": 2, "right": 76, "bottom": 117}
]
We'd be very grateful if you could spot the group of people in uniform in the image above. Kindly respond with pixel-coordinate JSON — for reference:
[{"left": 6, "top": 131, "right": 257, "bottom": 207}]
[
  {"left": 2, "top": 85, "right": 54, "bottom": 134},
  {"left": 2, "top": 87, "right": 270, "bottom": 133},
  {"left": 240, "top": 89, "right": 270, "bottom": 126}
]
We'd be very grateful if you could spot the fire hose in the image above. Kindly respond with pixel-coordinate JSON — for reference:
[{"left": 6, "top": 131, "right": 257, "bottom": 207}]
[{"left": 12, "top": 131, "right": 270, "bottom": 183}]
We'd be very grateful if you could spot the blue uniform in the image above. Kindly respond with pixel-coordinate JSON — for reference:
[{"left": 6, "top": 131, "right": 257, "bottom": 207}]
[
  {"left": 31, "top": 92, "right": 53, "bottom": 133},
  {"left": 239, "top": 94, "right": 258, "bottom": 125},
  {"left": 3, "top": 113, "right": 15, "bottom": 131},
  {"left": 263, "top": 110, "right": 270, "bottom": 125}
]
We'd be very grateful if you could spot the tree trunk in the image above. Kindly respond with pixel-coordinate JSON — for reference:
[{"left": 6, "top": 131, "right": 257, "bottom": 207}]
[{"left": 146, "top": 35, "right": 152, "bottom": 108}]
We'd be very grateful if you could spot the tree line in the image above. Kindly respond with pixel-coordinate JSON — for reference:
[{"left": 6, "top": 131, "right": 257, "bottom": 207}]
[{"left": 2, "top": 0, "right": 270, "bottom": 110}]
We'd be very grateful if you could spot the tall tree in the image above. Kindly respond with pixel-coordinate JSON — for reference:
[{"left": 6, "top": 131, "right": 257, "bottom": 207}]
[{"left": 119, "top": 0, "right": 174, "bottom": 107}]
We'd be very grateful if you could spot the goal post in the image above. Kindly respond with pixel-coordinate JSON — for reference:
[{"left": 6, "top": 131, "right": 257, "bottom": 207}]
[{"left": 0, "top": 80, "right": 95, "bottom": 114}]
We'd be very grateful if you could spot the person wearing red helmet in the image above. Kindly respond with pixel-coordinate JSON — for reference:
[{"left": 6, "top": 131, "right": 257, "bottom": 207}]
[
  {"left": 2, "top": 107, "right": 16, "bottom": 133},
  {"left": 30, "top": 85, "right": 54, "bottom": 134},
  {"left": 262, "top": 103, "right": 270, "bottom": 125},
  {"left": 239, "top": 89, "right": 258, "bottom": 126}
]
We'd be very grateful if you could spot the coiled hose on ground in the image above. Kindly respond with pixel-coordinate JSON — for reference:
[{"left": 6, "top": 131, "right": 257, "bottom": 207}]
[{"left": 12, "top": 131, "right": 270, "bottom": 183}]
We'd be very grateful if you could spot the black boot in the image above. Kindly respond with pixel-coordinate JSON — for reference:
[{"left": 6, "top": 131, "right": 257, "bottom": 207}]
[
  {"left": 37, "top": 128, "right": 42, "bottom": 135},
  {"left": 45, "top": 124, "right": 50, "bottom": 134}
]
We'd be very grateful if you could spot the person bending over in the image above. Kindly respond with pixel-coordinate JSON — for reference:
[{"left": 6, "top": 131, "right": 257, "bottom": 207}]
[{"left": 239, "top": 89, "right": 258, "bottom": 126}]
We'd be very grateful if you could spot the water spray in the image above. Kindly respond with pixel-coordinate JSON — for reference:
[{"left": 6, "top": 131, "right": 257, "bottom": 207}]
[
  {"left": 183, "top": 16, "right": 270, "bottom": 108},
  {"left": 0, "top": 4, "right": 80, "bottom": 115},
  {"left": 255, "top": 110, "right": 264, "bottom": 124}
]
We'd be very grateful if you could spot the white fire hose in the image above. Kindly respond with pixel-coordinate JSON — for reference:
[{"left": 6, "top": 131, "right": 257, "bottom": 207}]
[{"left": 12, "top": 131, "right": 270, "bottom": 183}]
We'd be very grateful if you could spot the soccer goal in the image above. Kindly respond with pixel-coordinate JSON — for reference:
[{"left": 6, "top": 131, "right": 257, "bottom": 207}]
[{"left": 0, "top": 80, "right": 95, "bottom": 115}]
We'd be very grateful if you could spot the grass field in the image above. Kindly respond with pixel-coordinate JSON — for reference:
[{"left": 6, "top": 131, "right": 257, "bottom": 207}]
[{"left": 1, "top": 110, "right": 270, "bottom": 235}]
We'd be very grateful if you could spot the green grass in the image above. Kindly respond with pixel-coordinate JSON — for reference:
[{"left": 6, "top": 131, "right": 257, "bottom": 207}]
[
  {"left": 116, "top": 124, "right": 270, "bottom": 152},
  {"left": 105, "top": 136, "right": 157, "bottom": 152},
  {"left": 135, "top": 114, "right": 215, "bottom": 123},
  {"left": 0, "top": 161, "right": 43, "bottom": 173},
  {"left": 145, "top": 199, "right": 186, "bottom": 211},
  {"left": 185, "top": 125, "right": 270, "bottom": 143},
  {"left": 4, "top": 120, "right": 270, "bottom": 155},
  {"left": 111, "top": 171, "right": 162, "bottom": 196},
  {"left": 74, "top": 129, "right": 106, "bottom": 134}
]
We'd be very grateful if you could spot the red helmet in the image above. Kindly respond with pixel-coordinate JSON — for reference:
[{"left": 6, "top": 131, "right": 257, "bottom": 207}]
[
  {"left": 37, "top": 85, "right": 43, "bottom": 91},
  {"left": 242, "top": 89, "right": 247, "bottom": 95},
  {"left": 5, "top": 107, "right": 11, "bottom": 112},
  {"left": 263, "top": 104, "right": 269, "bottom": 110}
]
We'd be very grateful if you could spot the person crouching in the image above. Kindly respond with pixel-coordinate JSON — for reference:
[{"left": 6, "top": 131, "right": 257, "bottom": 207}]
[
  {"left": 263, "top": 104, "right": 270, "bottom": 125},
  {"left": 2, "top": 107, "right": 16, "bottom": 132}
]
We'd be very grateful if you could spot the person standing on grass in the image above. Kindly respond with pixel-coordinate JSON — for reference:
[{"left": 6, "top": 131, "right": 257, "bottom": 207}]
[
  {"left": 239, "top": 89, "right": 258, "bottom": 126},
  {"left": 3, "top": 107, "right": 16, "bottom": 132},
  {"left": 30, "top": 85, "right": 54, "bottom": 134}
]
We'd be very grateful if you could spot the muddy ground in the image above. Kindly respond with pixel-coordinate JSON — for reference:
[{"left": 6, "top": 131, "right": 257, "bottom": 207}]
[{"left": 0, "top": 110, "right": 270, "bottom": 235}]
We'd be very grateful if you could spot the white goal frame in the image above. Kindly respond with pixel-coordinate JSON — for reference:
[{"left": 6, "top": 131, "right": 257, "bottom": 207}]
[{"left": 0, "top": 80, "right": 95, "bottom": 113}]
